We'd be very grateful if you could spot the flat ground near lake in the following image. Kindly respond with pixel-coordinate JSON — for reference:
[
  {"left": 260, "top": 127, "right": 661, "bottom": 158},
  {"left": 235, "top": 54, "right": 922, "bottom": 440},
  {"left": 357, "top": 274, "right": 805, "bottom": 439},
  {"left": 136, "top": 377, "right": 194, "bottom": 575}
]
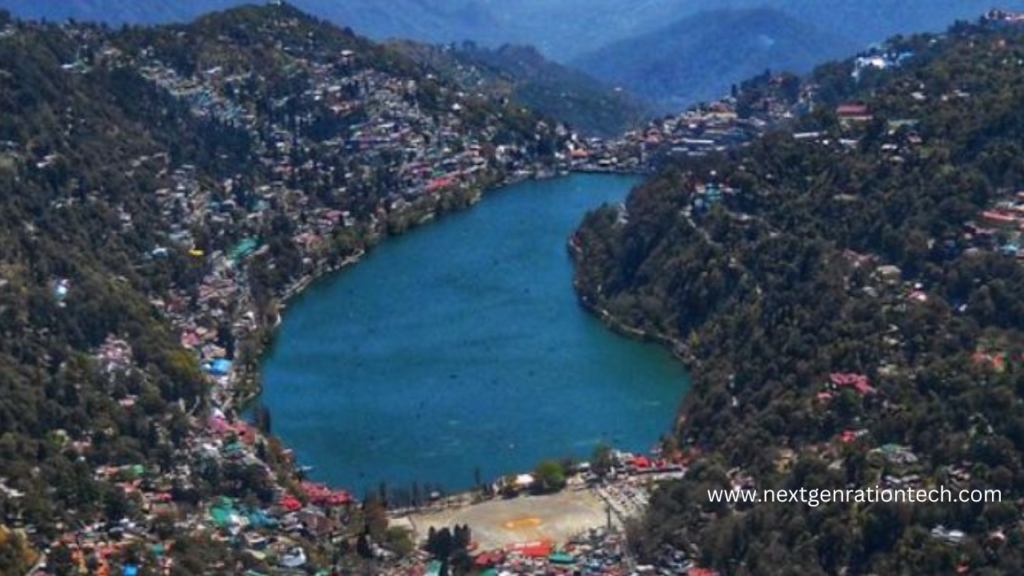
[{"left": 400, "top": 489, "right": 612, "bottom": 550}]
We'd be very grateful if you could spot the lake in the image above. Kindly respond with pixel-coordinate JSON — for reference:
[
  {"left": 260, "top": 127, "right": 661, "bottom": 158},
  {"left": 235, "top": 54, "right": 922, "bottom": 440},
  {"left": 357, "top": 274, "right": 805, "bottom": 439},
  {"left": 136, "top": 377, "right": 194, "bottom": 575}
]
[{"left": 257, "top": 174, "right": 690, "bottom": 496}]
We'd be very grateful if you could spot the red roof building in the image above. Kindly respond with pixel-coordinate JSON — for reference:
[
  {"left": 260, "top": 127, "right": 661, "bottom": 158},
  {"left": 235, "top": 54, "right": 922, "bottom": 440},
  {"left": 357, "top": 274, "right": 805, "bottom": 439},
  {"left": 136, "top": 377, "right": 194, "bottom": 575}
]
[
  {"left": 300, "top": 481, "right": 352, "bottom": 507},
  {"left": 829, "top": 372, "right": 876, "bottom": 395},
  {"left": 473, "top": 551, "right": 505, "bottom": 567},
  {"left": 280, "top": 495, "right": 302, "bottom": 512},
  {"left": 839, "top": 430, "right": 860, "bottom": 444},
  {"left": 981, "top": 210, "right": 1019, "bottom": 228},
  {"left": 506, "top": 540, "right": 553, "bottom": 558},
  {"left": 836, "top": 103, "right": 872, "bottom": 121}
]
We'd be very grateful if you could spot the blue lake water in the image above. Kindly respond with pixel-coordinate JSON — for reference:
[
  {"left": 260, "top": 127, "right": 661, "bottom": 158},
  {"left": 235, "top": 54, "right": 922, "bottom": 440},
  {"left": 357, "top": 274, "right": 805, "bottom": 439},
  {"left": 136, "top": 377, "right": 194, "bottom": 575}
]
[{"left": 257, "top": 174, "right": 690, "bottom": 495}]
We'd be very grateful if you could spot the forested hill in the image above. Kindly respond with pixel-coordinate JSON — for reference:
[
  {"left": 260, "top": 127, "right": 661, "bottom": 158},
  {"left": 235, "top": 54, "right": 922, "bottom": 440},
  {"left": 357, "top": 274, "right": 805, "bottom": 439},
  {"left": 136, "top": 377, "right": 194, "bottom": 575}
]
[
  {"left": 572, "top": 7, "right": 858, "bottom": 110},
  {"left": 10, "top": 0, "right": 1024, "bottom": 113},
  {"left": 0, "top": 4, "right": 565, "bottom": 573},
  {"left": 574, "top": 15, "right": 1024, "bottom": 573},
  {"left": 394, "top": 41, "right": 649, "bottom": 137}
]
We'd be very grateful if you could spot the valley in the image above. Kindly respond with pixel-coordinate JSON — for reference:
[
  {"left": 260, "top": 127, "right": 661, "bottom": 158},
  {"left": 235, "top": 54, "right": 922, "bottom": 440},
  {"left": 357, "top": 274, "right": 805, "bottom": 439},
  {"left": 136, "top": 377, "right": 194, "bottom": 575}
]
[{"left": 3, "top": 2, "right": 1024, "bottom": 576}]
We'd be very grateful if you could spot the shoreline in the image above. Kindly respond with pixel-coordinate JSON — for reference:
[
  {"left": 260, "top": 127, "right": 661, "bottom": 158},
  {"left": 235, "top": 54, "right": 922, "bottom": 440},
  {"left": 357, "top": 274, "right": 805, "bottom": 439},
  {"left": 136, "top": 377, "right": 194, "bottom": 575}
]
[
  {"left": 567, "top": 242, "right": 696, "bottom": 369},
  {"left": 228, "top": 169, "right": 677, "bottom": 493},
  {"left": 580, "top": 296, "right": 695, "bottom": 366},
  {"left": 228, "top": 168, "right": 575, "bottom": 413}
]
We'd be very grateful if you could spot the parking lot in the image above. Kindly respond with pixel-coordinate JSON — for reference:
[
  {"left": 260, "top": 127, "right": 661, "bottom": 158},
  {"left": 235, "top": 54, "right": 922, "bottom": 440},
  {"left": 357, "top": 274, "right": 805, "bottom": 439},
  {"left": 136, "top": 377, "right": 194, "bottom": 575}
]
[{"left": 404, "top": 489, "right": 613, "bottom": 550}]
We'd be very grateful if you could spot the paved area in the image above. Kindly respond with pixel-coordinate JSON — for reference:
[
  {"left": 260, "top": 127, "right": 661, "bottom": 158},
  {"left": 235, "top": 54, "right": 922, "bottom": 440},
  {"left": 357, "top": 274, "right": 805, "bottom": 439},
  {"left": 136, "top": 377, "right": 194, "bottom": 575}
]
[
  {"left": 404, "top": 489, "right": 613, "bottom": 550},
  {"left": 596, "top": 480, "right": 651, "bottom": 520}
]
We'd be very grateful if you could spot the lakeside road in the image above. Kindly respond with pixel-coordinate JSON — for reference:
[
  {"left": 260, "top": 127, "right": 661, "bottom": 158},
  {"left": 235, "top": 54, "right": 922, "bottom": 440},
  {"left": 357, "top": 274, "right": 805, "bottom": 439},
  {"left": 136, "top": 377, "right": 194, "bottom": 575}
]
[{"left": 400, "top": 489, "right": 614, "bottom": 550}]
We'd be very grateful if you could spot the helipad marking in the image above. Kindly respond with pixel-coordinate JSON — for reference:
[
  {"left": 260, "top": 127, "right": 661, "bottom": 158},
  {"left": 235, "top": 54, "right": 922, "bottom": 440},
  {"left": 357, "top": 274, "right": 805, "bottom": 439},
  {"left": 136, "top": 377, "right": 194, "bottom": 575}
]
[{"left": 503, "top": 517, "right": 542, "bottom": 530}]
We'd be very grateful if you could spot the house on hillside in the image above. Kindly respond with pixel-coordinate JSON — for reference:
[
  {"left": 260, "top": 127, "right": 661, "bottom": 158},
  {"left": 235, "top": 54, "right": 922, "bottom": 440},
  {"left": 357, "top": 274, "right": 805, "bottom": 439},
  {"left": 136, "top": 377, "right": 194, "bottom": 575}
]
[{"left": 836, "top": 103, "right": 873, "bottom": 123}]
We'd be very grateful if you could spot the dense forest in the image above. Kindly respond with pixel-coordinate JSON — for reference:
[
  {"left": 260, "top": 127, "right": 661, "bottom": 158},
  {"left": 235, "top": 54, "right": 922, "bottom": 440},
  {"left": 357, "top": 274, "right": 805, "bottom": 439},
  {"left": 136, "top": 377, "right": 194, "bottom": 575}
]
[
  {"left": 575, "top": 17, "right": 1024, "bottom": 574},
  {"left": 0, "top": 4, "right": 565, "bottom": 573}
]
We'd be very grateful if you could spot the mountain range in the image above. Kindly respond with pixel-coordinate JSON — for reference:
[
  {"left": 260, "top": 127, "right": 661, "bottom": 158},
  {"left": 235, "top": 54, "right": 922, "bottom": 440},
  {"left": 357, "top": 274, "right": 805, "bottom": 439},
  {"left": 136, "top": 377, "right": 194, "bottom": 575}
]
[
  {"left": 394, "top": 41, "right": 649, "bottom": 136},
  {"left": 572, "top": 7, "right": 858, "bottom": 110},
  {"left": 6, "top": 1, "right": 1024, "bottom": 59},
  {"left": 5, "top": 1, "right": 1024, "bottom": 131}
]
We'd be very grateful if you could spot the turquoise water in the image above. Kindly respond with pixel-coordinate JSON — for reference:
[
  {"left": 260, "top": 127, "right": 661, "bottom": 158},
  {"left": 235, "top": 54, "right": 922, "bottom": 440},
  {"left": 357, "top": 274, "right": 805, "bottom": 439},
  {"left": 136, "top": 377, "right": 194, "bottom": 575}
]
[{"left": 257, "top": 174, "right": 690, "bottom": 495}]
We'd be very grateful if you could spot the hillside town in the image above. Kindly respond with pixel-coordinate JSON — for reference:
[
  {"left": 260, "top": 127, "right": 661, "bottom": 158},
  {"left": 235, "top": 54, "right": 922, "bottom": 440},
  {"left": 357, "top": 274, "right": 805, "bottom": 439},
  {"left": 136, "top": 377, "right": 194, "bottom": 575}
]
[
  {"left": 566, "top": 72, "right": 812, "bottom": 174},
  {"left": 0, "top": 6, "right": 580, "bottom": 575},
  {"left": 568, "top": 10, "right": 1024, "bottom": 574},
  {"left": 0, "top": 5, "right": 721, "bottom": 575},
  {"left": 27, "top": 18, "right": 910, "bottom": 576}
]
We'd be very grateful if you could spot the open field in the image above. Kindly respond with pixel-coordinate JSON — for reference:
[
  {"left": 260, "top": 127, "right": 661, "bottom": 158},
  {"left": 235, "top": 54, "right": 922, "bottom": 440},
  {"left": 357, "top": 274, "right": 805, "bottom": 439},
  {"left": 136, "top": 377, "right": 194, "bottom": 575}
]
[{"left": 400, "top": 489, "right": 613, "bottom": 550}]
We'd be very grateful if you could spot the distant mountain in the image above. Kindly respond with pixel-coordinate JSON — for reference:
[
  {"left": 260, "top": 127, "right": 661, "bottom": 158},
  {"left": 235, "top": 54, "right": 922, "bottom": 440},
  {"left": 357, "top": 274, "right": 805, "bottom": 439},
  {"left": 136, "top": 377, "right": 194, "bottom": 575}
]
[
  {"left": 396, "top": 42, "right": 650, "bottom": 137},
  {"left": 738, "top": 0, "right": 1024, "bottom": 47},
  {"left": 368, "top": 0, "right": 1024, "bottom": 61},
  {"left": 8, "top": 0, "right": 1024, "bottom": 115},
  {"left": 297, "top": 0, "right": 499, "bottom": 46},
  {"left": 6, "top": 1, "right": 1024, "bottom": 62},
  {"left": 572, "top": 8, "right": 858, "bottom": 110}
]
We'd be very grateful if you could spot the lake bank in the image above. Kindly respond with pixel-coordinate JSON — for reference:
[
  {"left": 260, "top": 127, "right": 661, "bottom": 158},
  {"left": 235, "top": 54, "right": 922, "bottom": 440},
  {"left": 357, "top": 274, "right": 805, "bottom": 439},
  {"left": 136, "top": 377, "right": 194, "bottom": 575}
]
[{"left": 256, "top": 174, "right": 691, "bottom": 495}]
